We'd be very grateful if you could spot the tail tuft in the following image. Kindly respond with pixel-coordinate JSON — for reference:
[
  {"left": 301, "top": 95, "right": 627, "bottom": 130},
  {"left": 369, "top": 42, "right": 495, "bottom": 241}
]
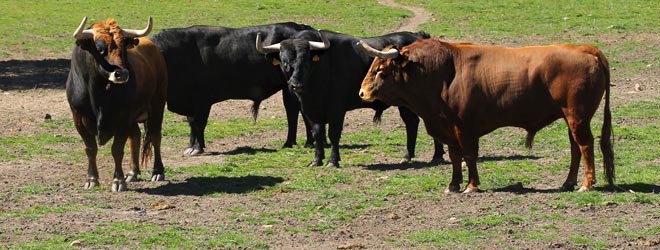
[
  {"left": 525, "top": 131, "right": 536, "bottom": 149},
  {"left": 373, "top": 110, "right": 383, "bottom": 124},
  {"left": 251, "top": 100, "right": 261, "bottom": 122}
]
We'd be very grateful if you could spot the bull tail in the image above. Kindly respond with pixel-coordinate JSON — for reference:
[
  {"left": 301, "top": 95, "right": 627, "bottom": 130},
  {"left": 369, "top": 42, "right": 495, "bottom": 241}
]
[
  {"left": 373, "top": 109, "right": 383, "bottom": 124},
  {"left": 141, "top": 123, "right": 153, "bottom": 168},
  {"left": 251, "top": 100, "right": 261, "bottom": 122},
  {"left": 524, "top": 131, "right": 536, "bottom": 149},
  {"left": 597, "top": 53, "right": 615, "bottom": 187}
]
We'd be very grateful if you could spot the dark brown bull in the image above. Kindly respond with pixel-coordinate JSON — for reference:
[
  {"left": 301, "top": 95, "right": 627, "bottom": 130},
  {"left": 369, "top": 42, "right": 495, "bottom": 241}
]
[
  {"left": 66, "top": 16, "right": 168, "bottom": 191},
  {"left": 358, "top": 38, "right": 614, "bottom": 193}
]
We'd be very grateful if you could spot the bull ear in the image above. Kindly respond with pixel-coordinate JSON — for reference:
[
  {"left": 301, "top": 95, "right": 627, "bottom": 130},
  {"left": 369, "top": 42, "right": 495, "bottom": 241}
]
[
  {"left": 398, "top": 49, "right": 413, "bottom": 68},
  {"left": 272, "top": 58, "right": 281, "bottom": 66},
  {"left": 131, "top": 38, "right": 140, "bottom": 46},
  {"left": 312, "top": 55, "right": 320, "bottom": 62}
]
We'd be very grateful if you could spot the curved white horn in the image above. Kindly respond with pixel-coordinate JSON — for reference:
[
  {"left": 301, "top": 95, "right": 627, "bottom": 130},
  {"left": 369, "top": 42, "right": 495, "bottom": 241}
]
[
  {"left": 357, "top": 40, "right": 399, "bottom": 59},
  {"left": 73, "top": 16, "right": 95, "bottom": 40},
  {"left": 121, "top": 16, "right": 153, "bottom": 38},
  {"left": 256, "top": 32, "right": 281, "bottom": 54},
  {"left": 309, "top": 30, "right": 330, "bottom": 50}
]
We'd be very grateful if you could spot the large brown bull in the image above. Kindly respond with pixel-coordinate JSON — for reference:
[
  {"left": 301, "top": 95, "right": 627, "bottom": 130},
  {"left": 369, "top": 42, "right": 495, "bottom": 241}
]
[
  {"left": 66, "top": 16, "right": 168, "bottom": 191},
  {"left": 358, "top": 38, "right": 614, "bottom": 193}
]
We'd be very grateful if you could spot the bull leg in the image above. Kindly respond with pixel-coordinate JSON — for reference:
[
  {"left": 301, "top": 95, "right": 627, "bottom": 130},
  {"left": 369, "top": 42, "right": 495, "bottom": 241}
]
[
  {"left": 445, "top": 145, "right": 463, "bottom": 193},
  {"left": 561, "top": 128, "right": 581, "bottom": 191},
  {"left": 73, "top": 113, "right": 99, "bottom": 189},
  {"left": 110, "top": 133, "right": 128, "bottom": 192},
  {"left": 326, "top": 116, "right": 345, "bottom": 168},
  {"left": 184, "top": 105, "right": 211, "bottom": 156},
  {"left": 567, "top": 118, "right": 596, "bottom": 192},
  {"left": 307, "top": 122, "right": 325, "bottom": 167},
  {"left": 432, "top": 139, "right": 446, "bottom": 163},
  {"left": 124, "top": 123, "right": 141, "bottom": 182},
  {"left": 398, "top": 106, "right": 419, "bottom": 163},
  {"left": 302, "top": 115, "right": 315, "bottom": 148},
  {"left": 148, "top": 105, "right": 166, "bottom": 181},
  {"left": 282, "top": 89, "right": 300, "bottom": 148},
  {"left": 462, "top": 143, "right": 480, "bottom": 193}
]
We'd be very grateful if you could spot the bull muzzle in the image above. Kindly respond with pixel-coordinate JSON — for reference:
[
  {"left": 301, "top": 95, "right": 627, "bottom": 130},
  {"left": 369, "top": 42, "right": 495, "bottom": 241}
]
[
  {"left": 359, "top": 87, "right": 375, "bottom": 102},
  {"left": 108, "top": 69, "right": 129, "bottom": 84}
]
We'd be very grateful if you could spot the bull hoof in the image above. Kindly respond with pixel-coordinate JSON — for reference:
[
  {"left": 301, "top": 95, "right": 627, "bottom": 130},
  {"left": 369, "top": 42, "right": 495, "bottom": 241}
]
[
  {"left": 111, "top": 179, "right": 127, "bottom": 192},
  {"left": 400, "top": 157, "right": 412, "bottom": 164},
  {"left": 444, "top": 184, "right": 461, "bottom": 193},
  {"left": 462, "top": 187, "right": 479, "bottom": 193},
  {"left": 84, "top": 178, "right": 99, "bottom": 189},
  {"left": 304, "top": 143, "right": 314, "bottom": 148},
  {"left": 183, "top": 147, "right": 194, "bottom": 156},
  {"left": 430, "top": 157, "right": 447, "bottom": 165},
  {"left": 282, "top": 142, "right": 294, "bottom": 148},
  {"left": 124, "top": 172, "right": 139, "bottom": 182},
  {"left": 326, "top": 161, "right": 340, "bottom": 168},
  {"left": 189, "top": 148, "right": 204, "bottom": 156},
  {"left": 151, "top": 174, "right": 165, "bottom": 181},
  {"left": 577, "top": 186, "right": 591, "bottom": 192},
  {"left": 307, "top": 159, "right": 323, "bottom": 167},
  {"left": 560, "top": 183, "right": 576, "bottom": 192}
]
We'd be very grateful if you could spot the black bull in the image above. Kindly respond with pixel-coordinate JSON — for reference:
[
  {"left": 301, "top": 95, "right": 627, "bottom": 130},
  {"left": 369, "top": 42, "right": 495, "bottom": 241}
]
[
  {"left": 151, "top": 22, "right": 317, "bottom": 156},
  {"left": 257, "top": 30, "right": 444, "bottom": 167}
]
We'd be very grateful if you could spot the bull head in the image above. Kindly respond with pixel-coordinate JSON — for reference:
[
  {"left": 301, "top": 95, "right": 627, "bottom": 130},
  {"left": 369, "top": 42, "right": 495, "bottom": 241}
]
[
  {"left": 72, "top": 16, "right": 153, "bottom": 84},
  {"left": 255, "top": 30, "right": 330, "bottom": 54},
  {"left": 358, "top": 41, "right": 404, "bottom": 104},
  {"left": 255, "top": 30, "right": 330, "bottom": 94}
]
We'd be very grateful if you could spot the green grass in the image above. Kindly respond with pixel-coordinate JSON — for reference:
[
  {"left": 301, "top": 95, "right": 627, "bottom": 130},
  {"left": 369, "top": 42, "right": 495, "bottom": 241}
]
[
  {"left": 407, "top": 229, "right": 494, "bottom": 248},
  {"left": 0, "top": 0, "right": 408, "bottom": 59},
  {"left": 162, "top": 111, "right": 289, "bottom": 141},
  {"left": 0, "top": 133, "right": 80, "bottom": 161},
  {"left": 6, "top": 222, "right": 268, "bottom": 250},
  {"left": 400, "top": 0, "right": 660, "bottom": 39}
]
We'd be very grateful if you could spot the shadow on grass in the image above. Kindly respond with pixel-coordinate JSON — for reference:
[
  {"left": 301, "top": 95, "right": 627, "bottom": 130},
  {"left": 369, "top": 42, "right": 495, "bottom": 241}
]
[
  {"left": 363, "top": 154, "right": 539, "bottom": 171},
  {"left": 0, "top": 59, "right": 69, "bottom": 90},
  {"left": 135, "top": 175, "right": 284, "bottom": 196},
  {"left": 304, "top": 143, "right": 372, "bottom": 149},
  {"left": 222, "top": 146, "right": 277, "bottom": 155},
  {"left": 613, "top": 183, "right": 660, "bottom": 194},
  {"left": 489, "top": 182, "right": 560, "bottom": 194},
  {"left": 363, "top": 160, "right": 445, "bottom": 171},
  {"left": 479, "top": 154, "right": 541, "bottom": 162},
  {"left": 488, "top": 182, "right": 660, "bottom": 194},
  {"left": 342, "top": 143, "right": 371, "bottom": 150}
]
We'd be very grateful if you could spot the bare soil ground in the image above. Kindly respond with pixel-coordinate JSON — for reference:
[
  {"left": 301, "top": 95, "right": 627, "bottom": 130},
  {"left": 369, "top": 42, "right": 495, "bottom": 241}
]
[{"left": 1, "top": 3, "right": 659, "bottom": 250}]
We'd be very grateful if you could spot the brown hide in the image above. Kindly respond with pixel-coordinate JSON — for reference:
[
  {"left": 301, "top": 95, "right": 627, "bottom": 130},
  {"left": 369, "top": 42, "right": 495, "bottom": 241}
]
[{"left": 360, "top": 38, "right": 613, "bottom": 192}]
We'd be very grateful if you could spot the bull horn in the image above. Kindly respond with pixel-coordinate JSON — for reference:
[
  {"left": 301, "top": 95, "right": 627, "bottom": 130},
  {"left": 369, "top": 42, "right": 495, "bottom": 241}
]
[
  {"left": 309, "top": 30, "right": 330, "bottom": 50},
  {"left": 256, "top": 32, "right": 281, "bottom": 54},
  {"left": 73, "top": 16, "right": 95, "bottom": 40},
  {"left": 121, "top": 16, "right": 153, "bottom": 38},
  {"left": 358, "top": 40, "right": 399, "bottom": 59}
]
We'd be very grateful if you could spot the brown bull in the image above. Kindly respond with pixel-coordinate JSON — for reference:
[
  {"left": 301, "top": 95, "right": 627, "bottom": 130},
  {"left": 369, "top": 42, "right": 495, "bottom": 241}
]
[
  {"left": 66, "top": 17, "right": 168, "bottom": 191},
  {"left": 358, "top": 38, "right": 613, "bottom": 193}
]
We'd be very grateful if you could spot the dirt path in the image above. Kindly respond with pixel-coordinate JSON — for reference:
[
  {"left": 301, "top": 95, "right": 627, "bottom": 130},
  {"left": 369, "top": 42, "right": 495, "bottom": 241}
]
[{"left": 377, "top": 0, "right": 431, "bottom": 32}]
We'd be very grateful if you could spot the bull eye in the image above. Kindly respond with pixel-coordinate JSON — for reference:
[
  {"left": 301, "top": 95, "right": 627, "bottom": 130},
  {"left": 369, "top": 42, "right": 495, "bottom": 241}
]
[{"left": 376, "top": 67, "right": 386, "bottom": 78}]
